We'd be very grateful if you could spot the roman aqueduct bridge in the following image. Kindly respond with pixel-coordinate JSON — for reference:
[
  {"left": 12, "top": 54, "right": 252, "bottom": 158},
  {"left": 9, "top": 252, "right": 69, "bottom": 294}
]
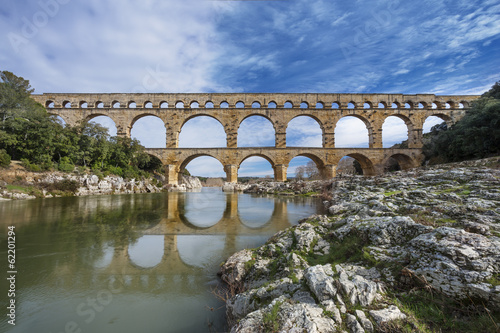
[{"left": 32, "top": 93, "right": 479, "bottom": 184}]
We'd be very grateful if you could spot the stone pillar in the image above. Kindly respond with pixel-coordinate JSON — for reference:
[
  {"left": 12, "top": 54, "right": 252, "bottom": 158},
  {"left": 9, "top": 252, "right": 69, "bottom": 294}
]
[
  {"left": 226, "top": 131, "right": 238, "bottom": 148},
  {"left": 275, "top": 132, "right": 286, "bottom": 148},
  {"left": 408, "top": 129, "right": 423, "bottom": 148},
  {"left": 322, "top": 164, "right": 337, "bottom": 179},
  {"left": 323, "top": 133, "right": 335, "bottom": 148},
  {"left": 224, "top": 164, "right": 238, "bottom": 183},
  {"left": 274, "top": 164, "right": 287, "bottom": 182},
  {"left": 116, "top": 125, "right": 131, "bottom": 138},
  {"left": 369, "top": 122, "right": 383, "bottom": 148},
  {"left": 166, "top": 131, "right": 179, "bottom": 148},
  {"left": 165, "top": 165, "right": 179, "bottom": 185}
]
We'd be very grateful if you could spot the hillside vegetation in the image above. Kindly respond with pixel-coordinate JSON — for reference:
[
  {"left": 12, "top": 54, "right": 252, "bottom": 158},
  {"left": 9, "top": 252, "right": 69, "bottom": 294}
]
[
  {"left": 424, "top": 81, "right": 500, "bottom": 164},
  {"left": 0, "top": 71, "right": 162, "bottom": 179}
]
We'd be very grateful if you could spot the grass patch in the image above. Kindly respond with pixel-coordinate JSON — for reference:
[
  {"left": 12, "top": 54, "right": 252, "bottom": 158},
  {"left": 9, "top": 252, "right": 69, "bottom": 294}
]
[
  {"left": 6, "top": 184, "right": 29, "bottom": 192},
  {"left": 486, "top": 275, "right": 500, "bottom": 287},
  {"left": 392, "top": 290, "right": 500, "bottom": 333},
  {"left": 384, "top": 190, "right": 402, "bottom": 196},
  {"left": 263, "top": 300, "right": 283, "bottom": 332}
]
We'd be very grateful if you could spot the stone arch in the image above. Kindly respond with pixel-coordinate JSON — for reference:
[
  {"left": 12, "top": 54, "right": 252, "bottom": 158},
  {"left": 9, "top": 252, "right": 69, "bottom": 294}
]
[
  {"left": 268, "top": 101, "right": 277, "bottom": 108},
  {"left": 63, "top": 100, "right": 72, "bottom": 108},
  {"left": 179, "top": 153, "right": 225, "bottom": 175},
  {"left": 131, "top": 115, "right": 166, "bottom": 148},
  {"left": 86, "top": 114, "right": 118, "bottom": 136},
  {"left": 334, "top": 115, "right": 371, "bottom": 148},
  {"left": 179, "top": 115, "right": 226, "bottom": 148},
  {"left": 79, "top": 101, "right": 88, "bottom": 108},
  {"left": 252, "top": 101, "right": 261, "bottom": 108},
  {"left": 239, "top": 153, "right": 276, "bottom": 168},
  {"left": 45, "top": 100, "right": 55, "bottom": 108},
  {"left": 112, "top": 100, "right": 121, "bottom": 108},
  {"left": 190, "top": 101, "right": 200, "bottom": 108},
  {"left": 288, "top": 152, "right": 325, "bottom": 169},
  {"left": 341, "top": 153, "right": 376, "bottom": 176},
  {"left": 238, "top": 154, "right": 276, "bottom": 179},
  {"left": 238, "top": 114, "right": 275, "bottom": 147},
  {"left": 383, "top": 153, "right": 418, "bottom": 171},
  {"left": 381, "top": 114, "right": 412, "bottom": 148},
  {"left": 286, "top": 115, "right": 323, "bottom": 147},
  {"left": 422, "top": 114, "right": 451, "bottom": 133},
  {"left": 288, "top": 153, "right": 326, "bottom": 180}
]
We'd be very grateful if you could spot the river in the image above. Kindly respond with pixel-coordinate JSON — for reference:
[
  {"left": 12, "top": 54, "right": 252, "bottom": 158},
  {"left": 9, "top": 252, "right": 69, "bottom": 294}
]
[{"left": 0, "top": 188, "right": 324, "bottom": 333}]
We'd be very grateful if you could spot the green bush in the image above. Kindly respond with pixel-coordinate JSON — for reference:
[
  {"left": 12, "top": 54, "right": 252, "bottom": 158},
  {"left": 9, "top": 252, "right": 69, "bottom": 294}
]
[
  {"left": 105, "top": 165, "right": 124, "bottom": 177},
  {"left": 21, "top": 158, "right": 42, "bottom": 172},
  {"left": 0, "top": 149, "right": 11, "bottom": 167},
  {"left": 58, "top": 157, "right": 75, "bottom": 172}
]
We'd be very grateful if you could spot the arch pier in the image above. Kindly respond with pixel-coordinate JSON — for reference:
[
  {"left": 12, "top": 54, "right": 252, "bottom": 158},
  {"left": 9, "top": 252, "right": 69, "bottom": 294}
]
[{"left": 33, "top": 92, "right": 478, "bottom": 184}]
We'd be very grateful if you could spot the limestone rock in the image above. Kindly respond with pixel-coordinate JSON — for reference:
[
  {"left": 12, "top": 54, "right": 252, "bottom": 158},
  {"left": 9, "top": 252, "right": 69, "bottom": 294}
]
[{"left": 369, "top": 305, "right": 406, "bottom": 325}]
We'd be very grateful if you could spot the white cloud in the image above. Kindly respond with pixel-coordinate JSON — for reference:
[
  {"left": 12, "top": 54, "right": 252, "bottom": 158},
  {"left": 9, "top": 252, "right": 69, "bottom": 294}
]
[
  {"left": 179, "top": 117, "right": 226, "bottom": 148},
  {"left": 335, "top": 117, "right": 369, "bottom": 148}
]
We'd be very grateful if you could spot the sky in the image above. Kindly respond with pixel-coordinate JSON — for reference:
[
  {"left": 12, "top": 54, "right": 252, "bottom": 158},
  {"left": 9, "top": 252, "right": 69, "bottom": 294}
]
[{"left": 1, "top": 0, "right": 499, "bottom": 177}]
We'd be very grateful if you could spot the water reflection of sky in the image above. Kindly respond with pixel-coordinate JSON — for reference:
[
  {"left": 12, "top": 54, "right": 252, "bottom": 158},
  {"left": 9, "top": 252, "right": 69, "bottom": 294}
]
[
  {"left": 237, "top": 195, "right": 274, "bottom": 228},
  {"left": 128, "top": 235, "right": 164, "bottom": 268},
  {"left": 182, "top": 189, "right": 226, "bottom": 227}
]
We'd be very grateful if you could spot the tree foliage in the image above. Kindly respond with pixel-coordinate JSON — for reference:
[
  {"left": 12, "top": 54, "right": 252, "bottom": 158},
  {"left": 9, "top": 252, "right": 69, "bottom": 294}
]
[
  {"left": 424, "top": 81, "right": 500, "bottom": 163},
  {"left": 0, "top": 71, "right": 162, "bottom": 178}
]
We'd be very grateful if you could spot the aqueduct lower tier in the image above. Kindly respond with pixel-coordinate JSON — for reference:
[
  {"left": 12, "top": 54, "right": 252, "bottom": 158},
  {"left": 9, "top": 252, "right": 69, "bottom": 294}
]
[{"left": 32, "top": 93, "right": 479, "bottom": 184}]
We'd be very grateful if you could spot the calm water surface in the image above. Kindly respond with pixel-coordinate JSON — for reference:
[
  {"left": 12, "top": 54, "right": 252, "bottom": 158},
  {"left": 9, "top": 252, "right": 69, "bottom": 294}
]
[{"left": 0, "top": 188, "right": 324, "bottom": 333}]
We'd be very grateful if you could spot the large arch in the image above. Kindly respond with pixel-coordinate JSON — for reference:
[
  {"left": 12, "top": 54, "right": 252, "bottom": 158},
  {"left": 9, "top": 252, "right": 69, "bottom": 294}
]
[
  {"left": 288, "top": 154, "right": 324, "bottom": 180},
  {"left": 286, "top": 115, "right": 323, "bottom": 147},
  {"left": 423, "top": 115, "right": 449, "bottom": 133},
  {"left": 339, "top": 153, "right": 376, "bottom": 176},
  {"left": 87, "top": 115, "right": 118, "bottom": 136},
  {"left": 334, "top": 116, "right": 370, "bottom": 148},
  {"left": 238, "top": 115, "right": 275, "bottom": 147},
  {"left": 382, "top": 115, "right": 410, "bottom": 148},
  {"left": 178, "top": 115, "right": 226, "bottom": 148},
  {"left": 238, "top": 155, "right": 275, "bottom": 179},
  {"left": 179, "top": 154, "right": 225, "bottom": 178},
  {"left": 383, "top": 153, "right": 418, "bottom": 172},
  {"left": 130, "top": 115, "right": 166, "bottom": 148}
]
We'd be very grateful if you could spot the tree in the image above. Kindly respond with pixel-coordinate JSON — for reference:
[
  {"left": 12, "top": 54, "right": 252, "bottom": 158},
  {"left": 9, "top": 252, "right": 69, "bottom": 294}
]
[
  {"left": 424, "top": 82, "right": 500, "bottom": 163},
  {"left": 482, "top": 80, "right": 500, "bottom": 100}
]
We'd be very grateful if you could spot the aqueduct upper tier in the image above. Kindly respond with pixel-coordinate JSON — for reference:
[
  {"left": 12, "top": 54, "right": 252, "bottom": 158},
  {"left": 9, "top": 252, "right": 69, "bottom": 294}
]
[{"left": 32, "top": 93, "right": 479, "bottom": 183}]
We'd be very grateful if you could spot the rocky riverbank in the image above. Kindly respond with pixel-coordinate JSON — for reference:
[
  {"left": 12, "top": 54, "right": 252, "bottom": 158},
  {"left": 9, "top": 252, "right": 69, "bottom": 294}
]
[
  {"left": 219, "top": 158, "right": 500, "bottom": 332},
  {"left": 0, "top": 162, "right": 202, "bottom": 200}
]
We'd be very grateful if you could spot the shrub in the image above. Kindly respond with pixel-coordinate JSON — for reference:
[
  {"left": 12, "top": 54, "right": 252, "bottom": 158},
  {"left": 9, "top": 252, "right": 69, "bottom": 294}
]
[
  {"left": 21, "top": 158, "right": 42, "bottom": 172},
  {"left": 0, "top": 149, "right": 11, "bottom": 167},
  {"left": 58, "top": 157, "right": 75, "bottom": 172}
]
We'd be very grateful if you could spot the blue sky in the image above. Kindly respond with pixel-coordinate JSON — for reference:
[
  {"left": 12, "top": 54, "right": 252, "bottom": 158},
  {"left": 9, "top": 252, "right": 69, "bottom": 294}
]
[{"left": 1, "top": 0, "right": 499, "bottom": 177}]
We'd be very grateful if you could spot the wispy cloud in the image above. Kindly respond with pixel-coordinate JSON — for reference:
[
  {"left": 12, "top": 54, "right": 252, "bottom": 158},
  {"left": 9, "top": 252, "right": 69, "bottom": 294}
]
[{"left": 2, "top": 0, "right": 498, "bottom": 177}]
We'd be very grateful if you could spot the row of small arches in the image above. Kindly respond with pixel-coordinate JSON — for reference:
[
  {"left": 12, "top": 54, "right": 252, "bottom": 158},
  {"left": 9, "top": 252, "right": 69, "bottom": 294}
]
[{"left": 47, "top": 100, "right": 468, "bottom": 110}]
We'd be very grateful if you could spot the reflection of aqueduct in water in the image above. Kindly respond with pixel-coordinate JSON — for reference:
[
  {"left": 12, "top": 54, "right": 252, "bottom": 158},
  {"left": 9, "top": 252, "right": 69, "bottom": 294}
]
[
  {"left": 33, "top": 93, "right": 478, "bottom": 183},
  {"left": 53, "top": 192, "right": 308, "bottom": 291}
]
